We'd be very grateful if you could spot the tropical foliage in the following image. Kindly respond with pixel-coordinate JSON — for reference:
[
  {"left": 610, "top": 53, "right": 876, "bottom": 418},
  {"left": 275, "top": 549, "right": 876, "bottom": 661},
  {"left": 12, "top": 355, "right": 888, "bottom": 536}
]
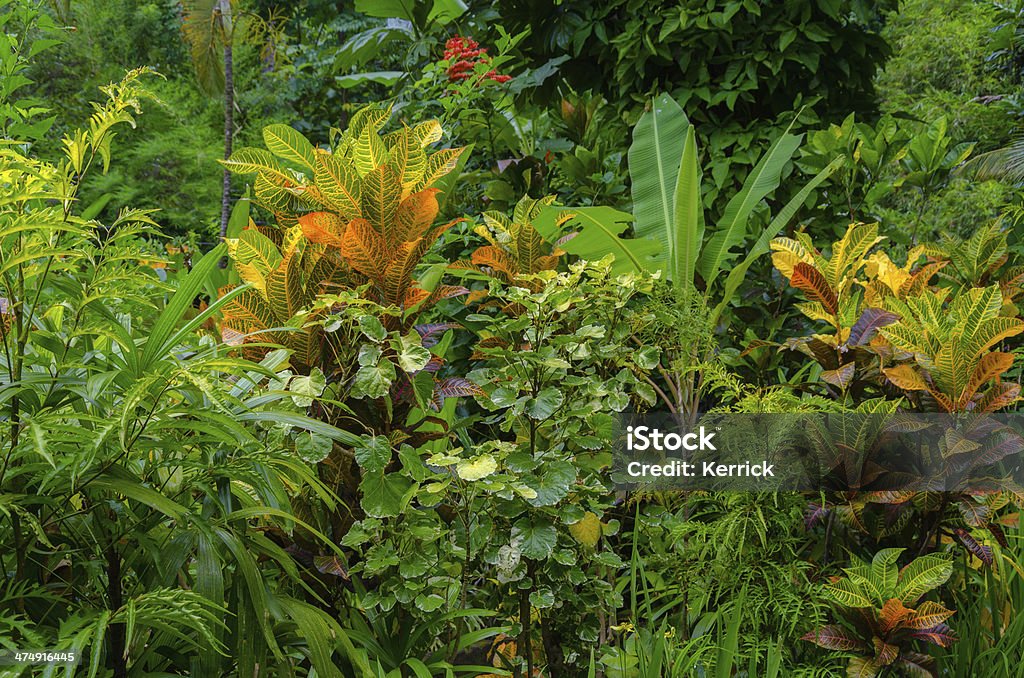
[{"left": 6, "top": 0, "right": 1024, "bottom": 676}]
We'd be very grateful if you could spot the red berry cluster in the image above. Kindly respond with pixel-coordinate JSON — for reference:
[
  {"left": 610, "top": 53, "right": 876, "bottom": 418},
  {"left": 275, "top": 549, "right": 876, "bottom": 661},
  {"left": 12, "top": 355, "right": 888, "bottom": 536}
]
[{"left": 443, "top": 36, "right": 512, "bottom": 84}]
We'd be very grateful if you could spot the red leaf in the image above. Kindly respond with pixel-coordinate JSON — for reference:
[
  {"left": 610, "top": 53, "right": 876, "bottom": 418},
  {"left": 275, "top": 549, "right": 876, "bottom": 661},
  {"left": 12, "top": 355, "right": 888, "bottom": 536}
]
[
  {"left": 848, "top": 308, "right": 899, "bottom": 346},
  {"left": 791, "top": 262, "right": 838, "bottom": 315},
  {"left": 801, "top": 626, "right": 866, "bottom": 651},
  {"left": 910, "top": 623, "right": 958, "bottom": 648},
  {"left": 954, "top": 527, "right": 993, "bottom": 565}
]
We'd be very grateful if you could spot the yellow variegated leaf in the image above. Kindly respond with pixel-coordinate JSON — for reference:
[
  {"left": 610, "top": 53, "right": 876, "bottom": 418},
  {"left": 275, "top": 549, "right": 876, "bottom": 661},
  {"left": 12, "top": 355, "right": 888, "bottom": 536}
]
[
  {"left": 414, "top": 147, "right": 465, "bottom": 192},
  {"left": 824, "top": 222, "right": 882, "bottom": 288},
  {"left": 770, "top": 236, "right": 815, "bottom": 280},
  {"left": 354, "top": 123, "right": 388, "bottom": 177},
  {"left": 254, "top": 171, "right": 293, "bottom": 213},
  {"left": 883, "top": 365, "right": 928, "bottom": 392},
  {"left": 412, "top": 120, "right": 443, "bottom": 147},
  {"left": 232, "top": 229, "right": 282, "bottom": 287},
  {"left": 265, "top": 251, "right": 307, "bottom": 321},
  {"left": 263, "top": 123, "right": 316, "bottom": 171},
  {"left": 402, "top": 143, "right": 427, "bottom": 197},
  {"left": 361, "top": 165, "right": 402, "bottom": 240},
  {"left": 314, "top": 153, "right": 361, "bottom": 220},
  {"left": 221, "top": 147, "right": 292, "bottom": 183},
  {"left": 346, "top": 104, "right": 391, "bottom": 143}
]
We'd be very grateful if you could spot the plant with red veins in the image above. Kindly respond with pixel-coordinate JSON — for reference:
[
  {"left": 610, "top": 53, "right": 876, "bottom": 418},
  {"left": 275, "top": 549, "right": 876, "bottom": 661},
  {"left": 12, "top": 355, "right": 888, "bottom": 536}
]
[{"left": 803, "top": 548, "right": 956, "bottom": 677}]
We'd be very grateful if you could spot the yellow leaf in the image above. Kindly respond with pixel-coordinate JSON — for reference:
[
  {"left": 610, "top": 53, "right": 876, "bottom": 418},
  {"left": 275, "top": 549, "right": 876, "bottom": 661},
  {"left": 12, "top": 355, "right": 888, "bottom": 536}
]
[{"left": 569, "top": 512, "right": 602, "bottom": 549}]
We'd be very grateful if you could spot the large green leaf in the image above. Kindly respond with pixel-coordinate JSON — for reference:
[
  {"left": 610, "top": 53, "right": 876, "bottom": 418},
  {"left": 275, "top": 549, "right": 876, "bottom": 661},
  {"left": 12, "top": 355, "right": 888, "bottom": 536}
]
[
  {"left": 354, "top": 0, "right": 415, "bottom": 21},
  {"left": 533, "top": 206, "right": 661, "bottom": 276},
  {"left": 673, "top": 124, "right": 702, "bottom": 288},
  {"left": 712, "top": 155, "right": 842, "bottom": 323},
  {"left": 698, "top": 128, "right": 802, "bottom": 288},
  {"left": 627, "top": 93, "right": 689, "bottom": 276}
]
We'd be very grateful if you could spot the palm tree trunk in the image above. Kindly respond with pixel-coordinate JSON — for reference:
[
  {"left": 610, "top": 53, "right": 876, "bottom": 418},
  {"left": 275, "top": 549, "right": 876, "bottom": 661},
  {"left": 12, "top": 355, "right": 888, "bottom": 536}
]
[{"left": 219, "top": 39, "right": 234, "bottom": 241}]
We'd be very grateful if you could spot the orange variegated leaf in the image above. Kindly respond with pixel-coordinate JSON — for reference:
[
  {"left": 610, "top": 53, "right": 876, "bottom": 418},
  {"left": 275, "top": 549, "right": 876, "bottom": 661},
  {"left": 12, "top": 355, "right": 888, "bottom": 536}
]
[
  {"left": 382, "top": 238, "right": 424, "bottom": 307},
  {"left": 963, "top": 351, "right": 1014, "bottom": 404},
  {"left": 905, "top": 600, "right": 956, "bottom": 630},
  {"left": 879, "top": 599, "right": 913, "bottom": 633},
  {"left": 417, "top": 284, "right": 469, "bottom": 311},
  {"left": 465, "top": 289, "right": 488, "bottom": 305},
  {"left": 402, "top": 287, "right": 431, "bottom": 308},
  {"left": 394, "top": 189, "right": 441, "bottom": 243},
  {"left": 299, "top": 211, "right": 347, "bottom": 248},
  {"left": 341, "top": 217, "right": 388, "bottom": 285},
  {"left": 471, "top": 246, "right": 514, "bottom": 279},
  {"left": 872, "top": 637, "right": 899, "bottom": 666},
  {"left": 976, "top": 381, "right": 1020, "bottom": 413}
]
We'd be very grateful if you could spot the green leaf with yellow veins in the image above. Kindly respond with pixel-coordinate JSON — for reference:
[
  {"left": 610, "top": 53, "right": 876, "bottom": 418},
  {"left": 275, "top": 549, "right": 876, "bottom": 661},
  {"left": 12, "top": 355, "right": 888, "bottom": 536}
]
[
  {"left": 568, "top": 512, "right": 602, "bottom": 549},
  {"left": 456, "top": 454, "right": 498, "bottom": 481}
]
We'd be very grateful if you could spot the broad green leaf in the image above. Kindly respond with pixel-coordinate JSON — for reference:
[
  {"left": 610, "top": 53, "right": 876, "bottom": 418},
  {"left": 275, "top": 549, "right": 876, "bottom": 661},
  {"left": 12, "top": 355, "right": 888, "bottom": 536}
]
[
  {"left": 360, "top": 471, "right": 415, "bottom": 518},
  {"left": 289, "top": 368, "right": 326, "bottom": 407},
  {"left": 713, "top": 155, "right": 842, "bottom": 323},
  {"left": 673, "top": 124, "right": 703, "bottom": 288},
  {"left": 295, "top": 431, "right": 333, "bottom": 464},
  {"left": 355, "top": 435, "right": 392, "bottom": 473},
  {"left": 527, "top": 460, "right": 576, "bottom": 506},
  {"left": 351, "top": 360, "right": 396, "bottom": 399},
  {"left": 527, "top": 387, "right": 564, "bottom": 420},
  {"left": 395, "top": 332, "right": 431, "bottom": 372},
  {"left": 140, "top": 244, "right": 226, "bottom": 373},
  {"left": 533, "top": 206, "right": 662, "bottom": 276},
  {"left": 512, "top": 517, "right": 558, "bottom": 560},
  {"left": 628, "top": 92, "right": 689, "bottom": 278}
]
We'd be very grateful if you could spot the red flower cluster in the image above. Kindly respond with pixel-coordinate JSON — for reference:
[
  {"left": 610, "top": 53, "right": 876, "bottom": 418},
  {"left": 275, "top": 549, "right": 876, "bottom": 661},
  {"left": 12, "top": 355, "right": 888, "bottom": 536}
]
[{"left": 443, "top": 36, "right": 512, "bottom": 84}]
